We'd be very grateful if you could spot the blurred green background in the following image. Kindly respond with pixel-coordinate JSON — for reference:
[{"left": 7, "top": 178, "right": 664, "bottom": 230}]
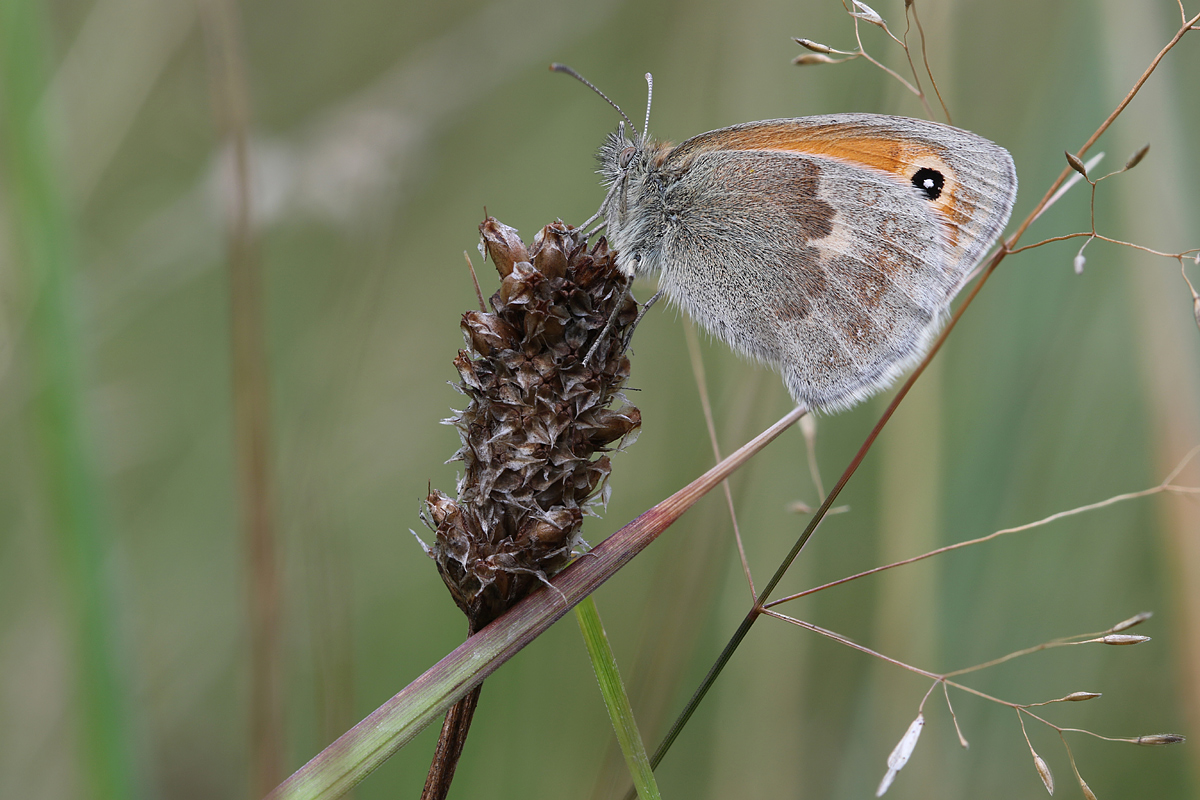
[{"left": 2, "top": 0, "right": 1198, "bottom": 798}]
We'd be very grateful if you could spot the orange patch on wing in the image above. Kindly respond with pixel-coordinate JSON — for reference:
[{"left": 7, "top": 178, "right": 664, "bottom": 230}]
[
  {"left": 671, "top": 124, "right": 920, "bottom": 174},
  {"left": 750, "top": 132, "right": 914, "bottom": 173},
  {"left": 663, "top": 123, "right": 984, "bottom": 250},
  {"left": 687, "top": 125, "right": 971, "bottom": 248}
]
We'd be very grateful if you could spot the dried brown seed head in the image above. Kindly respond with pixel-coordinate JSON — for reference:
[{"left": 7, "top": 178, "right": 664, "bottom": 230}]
[
  {"left": 529, "top": 224, "right": 572, "bottom": 279},
  {"left": 1109, "top": 611, "right": 1152, "bottom": 632},
  {"left": 851, "top": 0, "right": 885, "bottom": 26},
  {"left": 1133, "top": 733, "right": 1186, "bottom": 746},
  {"left": 794, "top": 37, "right": 833, "bottom": 53},
  {"left": 794, "top": 53, "right": 841, "bottom": 66},
  {"left": 1095, "top": 634, "right": 1151, "bottom": 645},
  {"left": 480, "top": 218, "right": 528, "bottom": 278},
  {"left": 1124, "top": 143, "right": 1150, "bottom": 170},
  {"left": 1066, "top": 151, "right": 1089, "bottom": 178},
  {"left": 1033, "top": 752, "right": 1055, "bottom": 795},
  {"left": 426, "top": 218, "right": 641, "bottom": 628}
]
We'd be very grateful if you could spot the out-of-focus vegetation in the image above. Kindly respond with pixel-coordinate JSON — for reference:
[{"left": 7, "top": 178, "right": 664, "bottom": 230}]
[{"left": 1, "top": 1, "right": 1197, "bottom": 799}]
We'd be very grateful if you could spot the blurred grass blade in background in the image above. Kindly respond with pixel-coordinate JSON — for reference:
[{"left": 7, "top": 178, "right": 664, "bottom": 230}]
[
  {"left": 0, "top": 0, "right": 139, "bottom": 798},
  {"left": 198, "top": 0, "right": 286, "bottom": 794}
]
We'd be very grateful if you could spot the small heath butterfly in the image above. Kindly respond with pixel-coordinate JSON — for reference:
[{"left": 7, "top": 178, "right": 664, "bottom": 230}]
[{"left": 559, "top": 66, "right": 1017, "bottom": 412}]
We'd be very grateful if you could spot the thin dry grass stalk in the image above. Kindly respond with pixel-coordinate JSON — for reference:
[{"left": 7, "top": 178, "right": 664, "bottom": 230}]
[
  {"left": 632, "top": 7, "right": 1200, "bottom": 795},
  {"left": 198, "top": 0, "right": 283, "bottom": 793}
]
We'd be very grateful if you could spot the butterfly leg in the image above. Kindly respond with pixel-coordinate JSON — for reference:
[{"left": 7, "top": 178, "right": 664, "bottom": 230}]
[{"left": 583, "top": 288, "right": 663, "bottom": 366}]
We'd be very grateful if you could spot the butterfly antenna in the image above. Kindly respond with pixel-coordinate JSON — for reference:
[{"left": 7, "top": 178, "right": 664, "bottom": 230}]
[
  {"left": 550, "top": 63, "right": 637, "bottom": 136},
  {"left": 643, "top": 73, "right": 653, "bottom": 136}
]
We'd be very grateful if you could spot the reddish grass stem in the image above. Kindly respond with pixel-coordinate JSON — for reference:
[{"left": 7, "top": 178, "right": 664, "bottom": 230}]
[
  {"left": 267, "top": 405, "right": 806, "bottom": 800},
  {"left": 199, "top": 1, "right": 284, "bottom": 794},
  {"left": 626, "top": 11, "right": 1200, "bottom": 792}
]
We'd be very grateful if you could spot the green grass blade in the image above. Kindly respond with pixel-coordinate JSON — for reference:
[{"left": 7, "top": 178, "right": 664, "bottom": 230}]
[
  {"left": 268, "top": 408, "right": 803, "bottom": 800},
  {"left": 0, "top": 2, "right": 138, "bottom": 798},
  {"left": 576, "top": 597, "right": 661, "bottom": 800}
]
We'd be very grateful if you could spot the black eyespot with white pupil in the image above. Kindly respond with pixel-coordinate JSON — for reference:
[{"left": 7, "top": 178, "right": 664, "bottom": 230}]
[
  {"left": 911, "top": 167, "right": 944, "bottom": 200},
  {"left": 619, "top": 146, "right": 637, "bottom": 169}
]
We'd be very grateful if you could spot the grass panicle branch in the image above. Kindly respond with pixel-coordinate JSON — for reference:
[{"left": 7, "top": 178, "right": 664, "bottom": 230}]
[
  {"left": 274, "top": 7, "right": 1198, "bottom": 800},
  {"left": 627, "top": 7, "right": 1200, "bottom": 795}
]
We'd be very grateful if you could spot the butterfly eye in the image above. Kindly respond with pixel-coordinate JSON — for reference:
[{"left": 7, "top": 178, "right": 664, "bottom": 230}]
[
  {"left": 911, "top": 167, "right": 945, "bottom": 200},
  {"left": 619, "top": 146, "right": 637, "bottom": 169}
]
